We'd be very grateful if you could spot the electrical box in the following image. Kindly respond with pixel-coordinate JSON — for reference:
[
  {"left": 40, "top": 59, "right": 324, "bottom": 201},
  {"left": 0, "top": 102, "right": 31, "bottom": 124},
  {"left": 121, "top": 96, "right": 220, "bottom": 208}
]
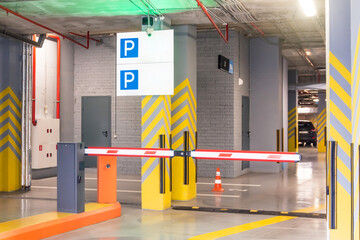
[
  {"left": 57, "top": 143, "right": 85, "bottom": 213},
  {"left": 31, "top": 119, "right": 60, "bottom": 169}
]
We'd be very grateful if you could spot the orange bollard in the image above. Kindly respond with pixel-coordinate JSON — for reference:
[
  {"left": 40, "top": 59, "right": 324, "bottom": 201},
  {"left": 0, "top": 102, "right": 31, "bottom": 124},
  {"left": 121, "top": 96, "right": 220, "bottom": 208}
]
[
  {"left": 97, "top": 156, "right": 117, "bottom": 203},
  {"left": 212, "top": 168, "right": 224, "bottom": 192}
]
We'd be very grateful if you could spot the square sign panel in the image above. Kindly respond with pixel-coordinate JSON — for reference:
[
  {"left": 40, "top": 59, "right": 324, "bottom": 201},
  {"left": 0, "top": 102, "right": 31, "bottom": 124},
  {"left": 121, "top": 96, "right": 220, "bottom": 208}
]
[{"left": 116, "top": 30, "right": 174, "bottom": 96}]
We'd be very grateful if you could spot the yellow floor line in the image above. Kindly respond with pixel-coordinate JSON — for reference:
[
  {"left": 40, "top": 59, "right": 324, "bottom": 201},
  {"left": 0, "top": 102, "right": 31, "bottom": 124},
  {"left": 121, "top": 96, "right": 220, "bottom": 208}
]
[
  {"left": 0, "top": 203, "right": 112, "bottom": 233},
  {"left": 188, "top": 204, "right": 325, "bottom": 240}
]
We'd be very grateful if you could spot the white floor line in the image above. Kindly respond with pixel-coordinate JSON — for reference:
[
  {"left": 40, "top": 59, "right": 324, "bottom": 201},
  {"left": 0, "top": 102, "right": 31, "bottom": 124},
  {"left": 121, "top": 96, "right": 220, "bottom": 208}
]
[
  {"left": 31, "top": 186, "right": 240, "bottom": 198},
  {"left": 85, "top": 178, "right": 260, "bottom": 187}
]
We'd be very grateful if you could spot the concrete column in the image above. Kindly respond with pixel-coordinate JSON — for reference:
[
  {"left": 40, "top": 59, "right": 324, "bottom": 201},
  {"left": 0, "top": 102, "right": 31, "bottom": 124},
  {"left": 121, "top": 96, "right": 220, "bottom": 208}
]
[
  {"left": 288, "top": 70, "right": 298, "bottom": 153},
  {"left": 249, "top": 37, "right": 283, "bottom": 173},
  {"left": 326, "top": 0, "right": 360, "bottom": 238},
  {"left": 0, "top": 36, "right": 23, "bottom": 192},
  {"left": 141, "top": 95, "right": 171, "bottom": 210},
  {"left": 171, "top": 25, "right": 197, "bottom": 201},
  {"left": 317, "top": 92, "right": 326, "bottom": 152}
]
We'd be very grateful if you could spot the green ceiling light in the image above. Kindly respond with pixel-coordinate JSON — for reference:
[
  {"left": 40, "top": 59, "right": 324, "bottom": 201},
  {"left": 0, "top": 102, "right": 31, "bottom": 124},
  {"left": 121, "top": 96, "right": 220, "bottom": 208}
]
[{"left": 298, "top": 0, "right": 317, "bottom": 17}]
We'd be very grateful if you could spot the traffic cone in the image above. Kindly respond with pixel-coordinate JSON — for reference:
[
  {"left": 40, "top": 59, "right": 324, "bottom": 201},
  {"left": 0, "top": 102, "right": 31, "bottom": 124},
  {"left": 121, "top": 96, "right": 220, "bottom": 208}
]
[{"left": 212, "top": 168, "right": 224, "bottom": 192}]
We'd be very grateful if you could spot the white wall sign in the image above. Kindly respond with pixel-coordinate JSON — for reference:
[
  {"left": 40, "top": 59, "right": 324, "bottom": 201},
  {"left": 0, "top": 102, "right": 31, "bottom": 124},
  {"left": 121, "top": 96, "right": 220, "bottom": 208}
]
[{"left": 116, "top": 30, "right": 174, "bottom": 96}]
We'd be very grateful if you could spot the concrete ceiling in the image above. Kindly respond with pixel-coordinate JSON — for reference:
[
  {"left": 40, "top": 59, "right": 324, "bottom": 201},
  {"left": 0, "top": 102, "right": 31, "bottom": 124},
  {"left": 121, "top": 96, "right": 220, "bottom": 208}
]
[{"left": 0, "top": 0, "right": 325, "bottom": 80}]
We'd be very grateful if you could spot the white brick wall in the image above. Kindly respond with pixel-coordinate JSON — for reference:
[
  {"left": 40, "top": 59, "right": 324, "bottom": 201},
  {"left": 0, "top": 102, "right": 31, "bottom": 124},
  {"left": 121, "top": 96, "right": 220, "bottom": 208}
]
[
  {"left": 74, "top": 36, "right": 142, "bottom": 174},
  {"left": 197, "top": 31, "right": 250, "bottom": 178}
]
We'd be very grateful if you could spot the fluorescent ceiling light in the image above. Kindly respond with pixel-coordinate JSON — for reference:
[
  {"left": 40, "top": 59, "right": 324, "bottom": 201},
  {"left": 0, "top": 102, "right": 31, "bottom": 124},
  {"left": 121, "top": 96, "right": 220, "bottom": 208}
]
[{"left": 299, "top": 0, "right": 317, "bottom": 17}]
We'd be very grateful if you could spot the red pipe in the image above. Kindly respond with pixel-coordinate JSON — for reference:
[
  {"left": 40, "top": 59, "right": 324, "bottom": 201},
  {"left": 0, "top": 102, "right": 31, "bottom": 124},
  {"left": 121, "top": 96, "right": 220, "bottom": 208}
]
[
  {"left": 0, "top": 5, "right": 90, "bottom": 49},
  {"left": 250, "top": 22, "right": 265, "bottom": 37},
  {"left": 69, "top": 32, "right": 101, "bottom": 43},
  {"left": 47, "top": 34, "right": 61, "bottom": 119},
  {"left": 32, "top": 35, "right": 37, "bottom": 126},
  {"left": 195, "top": 0, "right": 228, "bottom": 43}
]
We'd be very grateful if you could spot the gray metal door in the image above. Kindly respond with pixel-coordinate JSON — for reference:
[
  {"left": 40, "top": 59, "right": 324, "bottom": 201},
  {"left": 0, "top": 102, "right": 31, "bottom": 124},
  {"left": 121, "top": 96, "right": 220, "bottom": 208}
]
[
  {"left": 242, "top": 96, "right": 250, "bottom": 169},
  {"left": 81, "top": 96, "right": 111, "bottom": 167}
]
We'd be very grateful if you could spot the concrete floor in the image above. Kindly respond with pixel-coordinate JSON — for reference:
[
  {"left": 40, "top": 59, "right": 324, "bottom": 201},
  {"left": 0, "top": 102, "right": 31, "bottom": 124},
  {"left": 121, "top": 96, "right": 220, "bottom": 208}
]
[{"left": 0, "top": 147, "right": 327, "bottom": 239}]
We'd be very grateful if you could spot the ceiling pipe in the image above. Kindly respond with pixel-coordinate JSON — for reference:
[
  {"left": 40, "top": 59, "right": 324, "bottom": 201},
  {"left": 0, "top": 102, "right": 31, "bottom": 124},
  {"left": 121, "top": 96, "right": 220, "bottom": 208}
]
[
  {"left": 0, "top": 5, "right": 90, "bottom": 49},
  {"left": 69, "top": 32, "right": 101, "bottom": 43},
  {"left": 297, "top": 48, "right": 322, "bottom": 83},
  {"left": 0, "top": 29, "right": 46, "bottom": 47},
  {"left": 32, "top": 35, "right": 37, "bottom": 126},
  {"left": 249, "top": 22, "right": 265, "bottom": 36},
  {"left": 47, "top": 34, "right": 61, "bottom": 119},
  {"left": 195, "top": 0, "right": 228, "bottom": 43}
]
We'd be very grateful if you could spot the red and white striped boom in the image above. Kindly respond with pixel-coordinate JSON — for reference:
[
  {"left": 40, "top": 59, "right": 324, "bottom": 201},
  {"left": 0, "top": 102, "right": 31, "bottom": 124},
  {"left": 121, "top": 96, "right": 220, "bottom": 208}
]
[
  {"left": 85, "top": 147, "right": 301, "bottom": 163},
  {"left": 191, "top": 149, "right": 301, "bottom": 163},
  {"left": 85, "top": 147, "right": 174, "bottom": 158}
]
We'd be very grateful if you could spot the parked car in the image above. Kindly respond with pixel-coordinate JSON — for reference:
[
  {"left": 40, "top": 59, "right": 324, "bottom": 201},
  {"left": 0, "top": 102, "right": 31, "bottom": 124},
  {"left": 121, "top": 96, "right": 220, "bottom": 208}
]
[{"left": 298, "top": 120, "right": 317, "bottom": 147}]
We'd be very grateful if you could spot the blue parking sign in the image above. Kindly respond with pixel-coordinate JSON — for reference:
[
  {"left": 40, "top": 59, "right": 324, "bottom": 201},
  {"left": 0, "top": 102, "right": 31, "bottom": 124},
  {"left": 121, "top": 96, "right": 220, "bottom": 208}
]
[
  {"left": 120, "top": 38, "right": 138, "bottom": 58},
  {"left": 120, "top": 70, "right": 138, "bottom": 90}
]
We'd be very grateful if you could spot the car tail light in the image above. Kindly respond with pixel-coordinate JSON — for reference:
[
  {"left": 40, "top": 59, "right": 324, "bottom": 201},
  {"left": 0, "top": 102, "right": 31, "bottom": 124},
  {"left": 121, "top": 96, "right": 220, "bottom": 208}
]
[{"left": 312, "top": 137, "right": 315, "bottom": 139}]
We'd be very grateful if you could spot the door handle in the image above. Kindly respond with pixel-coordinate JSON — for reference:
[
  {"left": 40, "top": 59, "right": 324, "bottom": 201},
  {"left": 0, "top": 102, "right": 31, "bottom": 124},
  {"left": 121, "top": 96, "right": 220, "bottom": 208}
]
[
  {"left": 102, "top": 131, "right": 108, "bottom": 138},
  {"left": 247, "top": 131, "right": 251, "bottom": 136}
]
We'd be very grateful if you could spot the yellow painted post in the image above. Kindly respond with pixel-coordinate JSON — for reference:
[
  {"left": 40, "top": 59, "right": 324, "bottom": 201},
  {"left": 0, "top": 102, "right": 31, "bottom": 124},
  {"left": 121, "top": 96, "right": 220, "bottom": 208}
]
[
  {"left": 288, "top": 98, "right": 298, "bottom": 152},
  {"left": 0, "top": 87, "right": 22, "bottom": 192},
  {"left": 171, "top": 79, "right": 197, "bottom": 201},
  {"left": 141, "top": 95, "right": 171, "bottom": 210},
  {"left": 317, "top": 92, "right": 326, "bottom": 152},
  {"left": 327, "top": 0, "right": 352, "bottom": 238}
]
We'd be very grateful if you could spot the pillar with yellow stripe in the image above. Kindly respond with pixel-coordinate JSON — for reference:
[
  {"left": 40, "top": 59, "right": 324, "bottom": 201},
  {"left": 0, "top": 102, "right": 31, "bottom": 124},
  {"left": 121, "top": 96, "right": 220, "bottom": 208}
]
[
  {"left": 171, "top": 25, "right": 197, "bottom": 201},
  {"left": 350, "top": 1, "right": 360, "bottom": 238},
  {"left": 288, "top": 70, "right": 298, "bottom": 153},
  {"left": 327, "top": 0, "right": 354, "bottom": 238},
  {"left": 317, "top": 92, "right": 326, "bottom": 152},
  {"left": 0, "top": 37, "right": 23, "bottom": 192},
  {"left": 141, "top": 95, "right": 171, "bottom": 210}
]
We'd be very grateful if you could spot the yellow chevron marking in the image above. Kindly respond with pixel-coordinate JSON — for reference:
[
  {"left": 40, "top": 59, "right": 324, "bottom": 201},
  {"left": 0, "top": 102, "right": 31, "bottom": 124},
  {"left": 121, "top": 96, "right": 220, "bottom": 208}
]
[
  {"left": 288, "top": 117, "right": 296, "bottom": 127},
  {"left": 164, "top": 96, "right": 171, "bottom": 125},
  {"left": 141, "top": 97, "right": 163, "bottom": 125},
  {"left": 0, "top": 111, "right": 21, "bottom": 131},
  {"left": 0, "top": 135, "right": 21, "bottom": 155},
  {"left": 330, "top": 76, "right": 351, "bottom": 108},
  {"left": 172, "top": 106, "right": 189, "bottom": 124},
  {"left": 0, "top": 122, "right": 21, "bottom": 144},
  {"left": 144, "top": 126, "right": 167, "bottom": 149},
  {"left": 288, "top": 107, "right": 296, "bottom": 115},
  {"left": 171, "top": 92, "right": 195, "bottom": 112},
  {"left": 318, "top": 112, "right": 326, "bottom": 124},
  {"left": 141, "top": 157, "right": 156, "bottom": 175},
  {"left": 172, "top": 92, "right": 196, "bottom": 122},
  {"left": 330, "top": 52, "right": 351, "bottom": 84},
  {"left": 0, "top": 99, "right": 21, "bottom": 118},
  {"left": 172, "top": 119, "right": 189, "bottom": 138},
  {"left": 142, "top": 109, "right": 166, "bottom": 142},
  {"left": 329, "top": 125, "right": 350, "bottom": 155},
  {"left": 338, "top": 155, "right": 351, "bottom": 181},
  {"left": 318, "top": 108, "right": 326, "bottom": 120},
  {"left": 172, "top": 136, "right": 183, "bottom": 150},
  {"left": 0, "top": 87, "right": 21, "bottom": 107},
  {"left": 288, "top": 128, "right": 295, "bottom": 135},
  {"left": 174, "top": 79, "right": 197, "bottom": 109},
  {"left": 330, "top": 100, "right": 351, "bottom": 133},
  {"left": 141, "top": 96, "right": 152, "bottom": 109}
]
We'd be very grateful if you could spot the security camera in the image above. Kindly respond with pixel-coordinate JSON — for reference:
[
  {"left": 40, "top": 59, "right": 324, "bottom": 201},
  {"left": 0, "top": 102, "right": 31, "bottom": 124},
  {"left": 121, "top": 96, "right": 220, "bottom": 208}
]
[{"left": 146, "top": 27, "right": 154, "bottom": 37}]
